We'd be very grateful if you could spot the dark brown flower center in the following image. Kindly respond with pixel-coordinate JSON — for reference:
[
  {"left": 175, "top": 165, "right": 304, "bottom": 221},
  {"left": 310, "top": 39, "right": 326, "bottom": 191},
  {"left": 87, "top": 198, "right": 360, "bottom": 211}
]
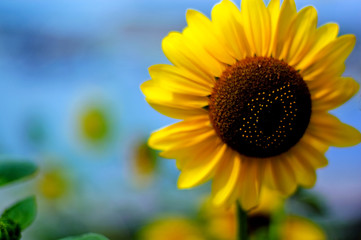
[{"left": 208, "top": 57, "right": 311, "bottom": 158}]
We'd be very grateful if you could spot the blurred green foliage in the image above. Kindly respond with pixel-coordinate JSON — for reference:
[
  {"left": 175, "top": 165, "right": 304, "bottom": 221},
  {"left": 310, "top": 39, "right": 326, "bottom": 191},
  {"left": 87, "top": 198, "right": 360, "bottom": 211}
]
[
  {"left": 1, "top": 196, "right": 37, "bottom": 231},
  {"left": 0, "top": 160, "right": 37, "bottom": 187},
  {"left": 0, "top": 160, "right": 108, "bottom": 239},
  {"left": 58, "top": 233, "right": 110, "bottom": 240},
  {"left": 289, "top": 188, "right": 328, "bottom": 217},
  {"left": 0, "top": 218, "right": 21, "bottom": 240},
  {"left": 0, "top": 160, "right": 37, "bottom": 239}
]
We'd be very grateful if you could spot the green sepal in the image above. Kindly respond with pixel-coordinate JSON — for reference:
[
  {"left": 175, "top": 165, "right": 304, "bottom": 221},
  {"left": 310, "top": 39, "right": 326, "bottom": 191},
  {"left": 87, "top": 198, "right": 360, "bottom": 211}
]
[{"left": 0, "top": 218, "right": 21, "bottom": 240}]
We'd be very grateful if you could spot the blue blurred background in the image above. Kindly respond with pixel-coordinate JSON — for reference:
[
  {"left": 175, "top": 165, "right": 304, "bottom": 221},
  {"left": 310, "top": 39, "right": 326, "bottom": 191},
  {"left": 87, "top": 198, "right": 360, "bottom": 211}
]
[{"left": 0, "top": 0, "right": 360, "bottom": 239}]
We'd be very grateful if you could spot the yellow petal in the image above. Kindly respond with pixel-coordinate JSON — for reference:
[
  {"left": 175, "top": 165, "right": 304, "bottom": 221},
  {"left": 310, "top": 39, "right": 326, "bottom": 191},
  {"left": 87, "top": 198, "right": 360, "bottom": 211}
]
[
  {"left": 267, "top": 0, "right": 281, "bottom": 55},
  {"left": 158, "top": 130, "right": 214, "bottom": 159},
  {"left": 286, "top": 154, "right": 316, "bottom": 188},
  {"left": 159, "top": 130, "right": 217, "bottom": 170},
  {"left": 301, "top": 34, "right": 356, "bottom": 80},
  {"left": 290, "top": 140, "right": 328, "bottom": 169},
  {"left": 142, "top": 80, "right": 205, "bottom": 106},
  {"left": 212, "top": 150, "right": 242, "bottom": 206},
  {"left": 263, "top": 159, "right": 277, "bottom": 190},
  {"left": 141, "top": 80, "right": 208, "bottom": 119},
  {"left": 308, "top": 112, "right": 361, "bottom": 147},
  {"left": 281, "top": 216, "right": 326, "bottom": 240},
  {"left": 148, "top": 115, "right": 211, "bottom": 150},
  {"left": 281, "top": 6, "right": 318, "bottom": 66},
  {"left": 267, "top": 0, "right": 281, "bottom": 15},
  {"left": 178, "top": 141, "right": 226, "bottom": 189},
  {"left": 239, "top": 159, "right": 264, "bottom": 210},
  {"left": 162, "top": 32, "right": 215, "bottom": 84},
  {"left": 300, "top": 132, "right": 329, "bottom": 153},
  {"left": 272, "top": 0, "right": 297, "bottom": 58},
  {"left": 267, "top": 0, "right": 281, "bottom": 33},
  {"left": 265, "top": 156, "right": 297, "bottom": 195},
  {"left": 182, "top": 27, "right": 226, "bottom": 78},
  {"left": 311, "top": 77, "right": 360, "bottom": 111},
  {"left": 149, "top": 64, "right": 212, "bottom": 96},
  {"left": 185, "top": 9, "right": 235, "bottom": 65},
  {"left": 296, "top": 23, "right": 339, "bottom": 71},
  {"left": 211, "top": 0, "right": 251, "bottom": 59},
  {"left": 146, "top": 102, "right": 206, "bottom": 120},
  {"left": 304, "top": 64, "right": 346, "bottom": 91},
  {"left": 241, "top": 0, "right": 272, "bottom": 56},
  {"left": 173, "top": 134, "right": 221, "bottom": 171},
  {"left": 159, "top": 129, "right": 215, "bottom": 158}
]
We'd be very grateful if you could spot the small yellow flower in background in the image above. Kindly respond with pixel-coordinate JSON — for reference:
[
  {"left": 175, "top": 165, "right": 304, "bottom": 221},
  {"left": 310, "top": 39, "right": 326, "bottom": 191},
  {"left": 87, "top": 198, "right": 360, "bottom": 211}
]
[
  {"left": 134, "top": 140, "right": 157, "bottom": 176},
  {"left": 200, "top": 201, "right": 235, "bottom": 240},
  {"left": 132, "top": 138, "right": 158, "bottom": 185},
  {"left": 139, "top": 217, "right": 205, "bottom": 240},
  {"left": 200, "top": 187, "right": 325, "bottom": 240},
  {"left": 280, "top": 216, "right": 326, "bottom": 240},
  {"left": 142, "top": 0, "right": 361, "bottom": 210},
  {"left": 200, "top": 187, "right": 284, "bottom": 240},
  {"left": 80, "top": 106, "right": 110, "bottom": 143},
  {"left": 37, "top": 168, "right": 68, "bottom": 199}
]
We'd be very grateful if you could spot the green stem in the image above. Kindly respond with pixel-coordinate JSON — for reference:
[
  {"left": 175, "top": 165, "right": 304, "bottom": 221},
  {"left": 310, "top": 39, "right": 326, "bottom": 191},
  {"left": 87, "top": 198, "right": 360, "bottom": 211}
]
[{"left": 236, "top": 201, "right": 248, "bottom": 240}]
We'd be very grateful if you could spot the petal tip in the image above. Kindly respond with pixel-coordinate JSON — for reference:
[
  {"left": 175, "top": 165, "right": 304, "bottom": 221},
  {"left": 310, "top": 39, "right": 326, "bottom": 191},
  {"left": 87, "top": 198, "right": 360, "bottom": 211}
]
[
  {"left": 140, "top": 80, "right": 152, "bottom": 94},
  {"left": 177, "top": 176, "right": 191, "bottom": 189},
  {"left": 355, "top": 130, "right": 361, "bottom": 144},
  {"left": 354, "top": 80, "right": 360, "bottom": 93},
  {"left": 211, "top": 194, "right": 226, "bottom": 207},
  {"left": 342, "top": 34, "right": 357, "bottom": 48},
  {"left": 185, "top": 9, "right": 197, "bottom": 17},
  {"left": 148, "top": 131, "right": 161, "bottom": 150}
]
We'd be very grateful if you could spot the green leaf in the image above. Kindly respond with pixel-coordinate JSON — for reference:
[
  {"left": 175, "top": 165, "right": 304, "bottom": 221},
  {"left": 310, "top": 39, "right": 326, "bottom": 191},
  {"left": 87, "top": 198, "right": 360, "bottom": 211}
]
[
  {"left": 297, "top": 195, "right": 327, "bottom": 216},
  {"left": 1, "top": 196, "right": 37, "bottom": 230},
  {"left": 58, "top": 233, "right": 109, "bottom": 240},
  {"left": 291, "top": 187, "right": 328, "bottom": 216},
  {"left": 0, "top": 160, "right": 37, "bottom": 187}
]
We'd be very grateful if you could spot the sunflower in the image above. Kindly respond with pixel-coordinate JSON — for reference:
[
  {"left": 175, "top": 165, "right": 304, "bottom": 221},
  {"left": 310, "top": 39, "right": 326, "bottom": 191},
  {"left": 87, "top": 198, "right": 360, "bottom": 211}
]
[
  {"left": 139, "top": 217, "right": 205, "bottom": 240},
  {"left": 280, "top": 216, "right": 326, "bottom": 240},
  {"left": 199, "top": 188, "right": 325, "bottom": 240},
  {"left": 79, "top": 106, "right": 110, "bottom": 143},
  {"left": 141, "top": 0, "right": 361, "bottom": 210},
  {"left": 200, "top": 187, "right": 284, "bottom": 240},
  {"left": 132, "top": 138, "right": 158, "bottom": 186}
]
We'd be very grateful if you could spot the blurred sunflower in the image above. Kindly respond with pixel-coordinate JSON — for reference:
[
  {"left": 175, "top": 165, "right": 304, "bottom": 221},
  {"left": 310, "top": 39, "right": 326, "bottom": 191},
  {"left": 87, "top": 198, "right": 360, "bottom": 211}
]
[
  {"left": 132, "top": 138, "right": 158, "bottom": 186},
  {"left": 280, "top": 216, "right": 326, "bottom": 240},
  {"left": 200, "top": 188, "right": 325, "bottom": 240},
  {"left": 79, "top": 106, "right": 110, "bottom": 143},
  {"left": 138, "top": 217, "right": 205, "bottom": 240},
  {"left": 37, "top": 167, "right": 69, "bottom": 200},
  {"left": 200, "top": 187, "right": 284, "bottom": 240},
  {"left": 142, "top": 0, "right": 361, "bottom": 210}
]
